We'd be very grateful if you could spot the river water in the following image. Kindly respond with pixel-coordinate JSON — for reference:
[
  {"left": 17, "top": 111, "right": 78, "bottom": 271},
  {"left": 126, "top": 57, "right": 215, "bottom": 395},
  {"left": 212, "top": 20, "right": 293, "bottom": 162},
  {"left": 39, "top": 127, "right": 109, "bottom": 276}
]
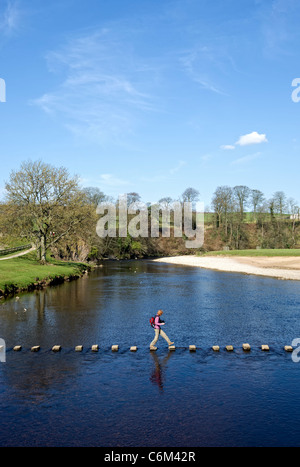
[{"left": 1, "top": 260, "right": 300, "bottom": 447}]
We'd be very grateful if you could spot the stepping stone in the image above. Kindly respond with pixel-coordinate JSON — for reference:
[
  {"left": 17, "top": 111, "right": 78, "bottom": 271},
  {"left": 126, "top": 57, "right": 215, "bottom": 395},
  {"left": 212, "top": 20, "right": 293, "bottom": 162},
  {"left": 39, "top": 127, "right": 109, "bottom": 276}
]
[
  {"left": 31, "top": 346, "right": 40, "bottom": 352},
  {"left": 242, "top": 343, "right": 251, "bottom": 351},
  {"left": 13, "top": 345, "right": 22, "bottom": 351},
  {"left": 189, "top": 345, "right": 197, "bottom": 351},
  {"left": 212, "top": 345, "right": 220, "bottom": 351},
  {"left": 111, "top": 345, "right": 119, "bottom": 352},
  {"left": 130, "top": 346, "right": 138, "bottom": 352},
  {"left": 284, "top": 345, "right": 293, "bottom": 352},
  {"left": 52, "top": 345, "right": 61, "bottom": 352},
  {"left": 261, "top": 345, "right": 269, "bottom": 351},
  {"left": 226, "top": 345, "right": 234, "bottom": 351},
  {"left": 75, "top": 345, "right": 83, "bottom": 352},
  {"left": 91, "top": 345, "right": 99, "bottom": 352}
]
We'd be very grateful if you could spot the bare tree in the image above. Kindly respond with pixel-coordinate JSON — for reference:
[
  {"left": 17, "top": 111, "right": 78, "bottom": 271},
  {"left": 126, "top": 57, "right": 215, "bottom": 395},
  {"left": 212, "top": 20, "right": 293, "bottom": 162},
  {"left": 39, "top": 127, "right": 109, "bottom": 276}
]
[
  {"left": 158, "top": 197, "right": 173, "bottom": 209},
  {"left": 126, "top": 192, "right": 141, "bottom": 207},
  {"left": 211, "top": 186, "right": 234, "bottom": 233},
  {"left": 181, "top": 187, "right": 200, "bottom": 203},
  {"left": 211, "top": 188, "right": 223, "bottom": 229},
  {"left": 288, "top": 197, "right": 300, "bottom": 245},
  {"left": 83, "top": 187, "right": 108, "bottom": 206},
  {"left": 5, "top": 160, "right": 89, "bottom": 262},
  {"left": 272, "top": 191, "right": 287, "bottom": 217},
  {"left": 233, "top": 185, "right": 250, "bottom": 221},
  {"left": 251, "top": 189, "right": 265, "bottom": 222}
]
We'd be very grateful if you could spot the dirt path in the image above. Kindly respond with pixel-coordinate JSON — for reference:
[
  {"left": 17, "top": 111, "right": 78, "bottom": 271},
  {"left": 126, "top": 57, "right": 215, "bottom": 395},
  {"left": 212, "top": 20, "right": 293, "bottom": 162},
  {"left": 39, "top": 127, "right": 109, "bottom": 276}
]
[{"left": 0, "top": 247, "right": 36, "bottom": 261}]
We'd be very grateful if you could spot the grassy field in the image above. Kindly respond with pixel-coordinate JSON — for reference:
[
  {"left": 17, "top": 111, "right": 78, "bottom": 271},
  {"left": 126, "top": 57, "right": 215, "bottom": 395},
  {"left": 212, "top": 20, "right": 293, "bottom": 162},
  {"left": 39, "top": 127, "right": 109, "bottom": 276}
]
[
  {"left": 203, "top": 212, "right": 290, "bottom": 224},
  {"left": 201, "top": 249, "right": 300, "bottom": 257},
  {"left": 0, "top": 252, "right": 89, "bottom": 295}
]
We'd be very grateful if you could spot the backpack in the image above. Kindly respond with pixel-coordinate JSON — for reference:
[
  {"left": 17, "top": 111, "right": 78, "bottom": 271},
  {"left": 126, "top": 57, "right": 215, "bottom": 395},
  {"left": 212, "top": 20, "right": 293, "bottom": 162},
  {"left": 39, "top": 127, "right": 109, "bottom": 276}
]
[{"left": 150, "top": 316, "right": 155, "bottom": 328}]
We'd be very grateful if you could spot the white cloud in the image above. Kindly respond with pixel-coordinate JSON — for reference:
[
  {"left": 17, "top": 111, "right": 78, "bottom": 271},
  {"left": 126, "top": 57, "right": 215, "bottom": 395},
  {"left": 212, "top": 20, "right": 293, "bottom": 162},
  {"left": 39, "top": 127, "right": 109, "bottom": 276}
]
[
  {"left": 169, "top": 160, "right": 186, "bottom": 174},
  {"left": 220, "top": 144, "right": 235, "bottom": 150},
  {"left": 221, "top": 131, "right": 268, "bottom": 151},
  {"left": 235, "top": 131, "right": 268, "bottom": 146},
  {"left": 231, "top": 152, "right": 261, "bottom": 165},
  {"left": 0, "top": 1, "right": 20, "bottom": 36},
  {"left": 141, "top": 160, "right": 187, "bottom": 183},
  {"left": 32, "top": 28, "right": 158, "bottom": 145},
  {"left": 179, "top": 47, "right": 228, "bottom": 95},
  {"left": 100, "top": 174, "right": 130, "bottom": 187},
  {"left": 259, "top": 0, "right": 300, "bottom": 58},
  {"left": 200, "top": 154, "right": 212, "bottom": 161}
]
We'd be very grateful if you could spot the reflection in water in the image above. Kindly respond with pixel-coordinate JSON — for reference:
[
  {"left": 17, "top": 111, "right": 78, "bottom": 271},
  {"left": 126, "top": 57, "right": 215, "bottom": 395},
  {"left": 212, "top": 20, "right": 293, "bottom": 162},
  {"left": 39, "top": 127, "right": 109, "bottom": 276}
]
[
  {"left": 35, "top": 289, "right": 46, "bottom": 314},
  {"left": 150, "top": 351, "right": 173, "bottom": 392},
  {"left": 2, "top": 259, "right": 300, "bottom": 350}
]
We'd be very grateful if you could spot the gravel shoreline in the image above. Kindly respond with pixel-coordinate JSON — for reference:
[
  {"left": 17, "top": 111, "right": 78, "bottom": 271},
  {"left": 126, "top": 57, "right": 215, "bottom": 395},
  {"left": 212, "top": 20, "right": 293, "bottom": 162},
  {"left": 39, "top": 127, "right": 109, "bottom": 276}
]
[{"left": 152, "top": 255, "right": 300, "bottom": 281}]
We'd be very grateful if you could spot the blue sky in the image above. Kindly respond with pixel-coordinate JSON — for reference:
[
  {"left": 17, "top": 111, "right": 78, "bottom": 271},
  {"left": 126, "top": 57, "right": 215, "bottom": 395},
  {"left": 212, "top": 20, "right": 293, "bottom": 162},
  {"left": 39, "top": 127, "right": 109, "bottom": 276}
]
[{"left": 0, "top": 0, "right": 300, "bottom": 208}]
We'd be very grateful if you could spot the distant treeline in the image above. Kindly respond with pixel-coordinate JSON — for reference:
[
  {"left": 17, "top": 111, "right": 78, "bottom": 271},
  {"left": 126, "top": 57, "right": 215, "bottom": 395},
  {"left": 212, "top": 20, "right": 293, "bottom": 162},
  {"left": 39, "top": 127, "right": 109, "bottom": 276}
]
[
  {"left": 208, "top": 185, "right": 300, "bottom": 250},
  {"left": 0, "top": 161, "right": 299, "bottom": 261}
]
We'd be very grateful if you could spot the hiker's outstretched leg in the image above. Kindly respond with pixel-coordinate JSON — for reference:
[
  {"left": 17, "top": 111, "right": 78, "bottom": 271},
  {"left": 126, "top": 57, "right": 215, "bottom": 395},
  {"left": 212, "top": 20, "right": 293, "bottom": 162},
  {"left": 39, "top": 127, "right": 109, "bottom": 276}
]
[{"left": 159, "top": 329, "right": 173, "bottom": 346}]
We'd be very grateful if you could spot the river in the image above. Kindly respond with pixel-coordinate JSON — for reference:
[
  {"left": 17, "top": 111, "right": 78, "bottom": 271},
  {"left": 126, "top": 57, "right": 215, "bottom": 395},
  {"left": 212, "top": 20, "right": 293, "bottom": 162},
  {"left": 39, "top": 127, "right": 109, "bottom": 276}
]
[{"left": 0, "top": 260, "right": 300, "bottom": 446}]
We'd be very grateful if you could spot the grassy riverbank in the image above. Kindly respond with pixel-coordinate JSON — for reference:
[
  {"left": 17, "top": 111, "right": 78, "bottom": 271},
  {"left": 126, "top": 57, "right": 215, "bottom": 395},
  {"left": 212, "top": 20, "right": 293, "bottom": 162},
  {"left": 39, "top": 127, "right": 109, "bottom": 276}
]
[
  {"left": 201, "top": 249, "right": 300, "bottom": 257},
  {"left": 0, "top": 252, "right": 90, "bottom": 297}
]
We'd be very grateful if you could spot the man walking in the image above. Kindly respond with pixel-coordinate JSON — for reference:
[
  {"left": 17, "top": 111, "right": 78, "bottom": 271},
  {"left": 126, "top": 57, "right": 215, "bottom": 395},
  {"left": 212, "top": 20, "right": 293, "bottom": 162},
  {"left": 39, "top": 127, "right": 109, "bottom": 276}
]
[{"left": 150, "top": 309, "right": 174, "bottom": 350}]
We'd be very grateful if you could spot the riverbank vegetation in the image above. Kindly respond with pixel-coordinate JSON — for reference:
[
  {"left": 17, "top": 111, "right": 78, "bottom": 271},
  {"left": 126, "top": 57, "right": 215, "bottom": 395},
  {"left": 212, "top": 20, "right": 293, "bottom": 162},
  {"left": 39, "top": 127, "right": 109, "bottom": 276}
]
[
  {"left": 0, "top": 160, "right": 300, "bottom": 265},
  {"left": 0, "top": 252, "right": 89, "bottom": 297}
]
